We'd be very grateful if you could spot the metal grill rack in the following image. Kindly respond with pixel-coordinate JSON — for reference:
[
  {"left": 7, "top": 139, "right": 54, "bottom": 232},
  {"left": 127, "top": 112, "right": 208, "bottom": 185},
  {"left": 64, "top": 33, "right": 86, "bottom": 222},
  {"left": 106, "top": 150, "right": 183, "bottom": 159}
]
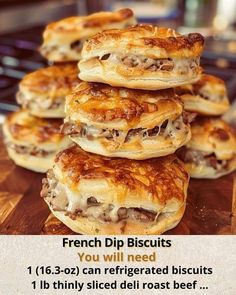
[{"left": 0, "top": 25, "right": 47, "bottom": 113}]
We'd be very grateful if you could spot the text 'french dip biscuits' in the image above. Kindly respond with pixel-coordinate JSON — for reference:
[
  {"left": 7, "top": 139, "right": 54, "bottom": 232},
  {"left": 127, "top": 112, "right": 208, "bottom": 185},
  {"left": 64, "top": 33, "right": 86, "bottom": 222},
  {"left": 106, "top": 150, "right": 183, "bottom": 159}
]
[
  {"left": 177, "top": 118, "right": 236, "bottom": 179},
  {"left": 41, "top": 145, "right": 189, "bottom": 235},
  {"left": 16, "top": 63, "right": 79, "bottom": 118},
  {"left": 40, "top": 9, "right": 136, "bottom": 62},
  {"left": 176, "top": 74, "right": 230, "bottom": 116},
  {"left": 78, "top": 24, "right": 204, "bottom": 90},
  {"left": 62, "top": 82, "right": 191, "bottom": 159},
  {"left": 3, "top": 110, "right": 72, "bottom": 173}
]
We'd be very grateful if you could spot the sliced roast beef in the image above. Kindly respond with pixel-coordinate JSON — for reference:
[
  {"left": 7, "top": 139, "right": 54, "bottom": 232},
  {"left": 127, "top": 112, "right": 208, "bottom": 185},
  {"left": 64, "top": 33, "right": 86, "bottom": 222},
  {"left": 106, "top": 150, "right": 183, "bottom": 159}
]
[
  {"left": 7, "top": 142, "right": 52, "bottom": 157},
  {"left": 178, "top": 148, "right": 229, "bottom": 171},
  {"left": 128, "top": 208, "right": 157, "bottom": 222}
]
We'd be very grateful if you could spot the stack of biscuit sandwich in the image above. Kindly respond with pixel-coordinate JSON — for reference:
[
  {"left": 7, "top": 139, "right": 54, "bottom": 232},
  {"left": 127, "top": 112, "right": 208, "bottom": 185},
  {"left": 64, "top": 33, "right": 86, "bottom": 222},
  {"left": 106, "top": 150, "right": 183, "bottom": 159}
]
[
  {"left": 176, "top": 75, "right": 236, "bottom": 179},
  {"left": 2, "top": 9, "right": 136, "bottom": 173},
  {"left": 41, "top": 20, "right": 206, "bottom": 234}
]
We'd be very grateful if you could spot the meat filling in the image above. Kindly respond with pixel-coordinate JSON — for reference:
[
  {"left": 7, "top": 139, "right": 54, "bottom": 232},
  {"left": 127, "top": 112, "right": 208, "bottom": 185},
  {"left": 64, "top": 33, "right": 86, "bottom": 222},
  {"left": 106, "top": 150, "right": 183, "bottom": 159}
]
[
  {"left": 70, "top": 40, "right": 82, "bottom": 52},
  {"left": 16, "top": 91, "right": 62, "bottom": 110},
  {"left": 41, "top": 39, "right": 84, "bottom": 56},
  {"left": 178, "top": 148, "right": 229, "bottom": 171},
  {"left": 7, "top": 142, "right": 53, "bottom": 157},
  {"left": 177, "top": 87, "right": 225, "bottom": 103},
  {"left": 99, "top": 53, "right": 199, "bottom": 74},
  {"left": 41, "top": 171, "right": 159, "bottom": 223},
  {"left": 197, "top": 90, "right": 225, "bottom": 103},
  {"left": 62, "top": 115, "right": 189, "bottom": 144}
]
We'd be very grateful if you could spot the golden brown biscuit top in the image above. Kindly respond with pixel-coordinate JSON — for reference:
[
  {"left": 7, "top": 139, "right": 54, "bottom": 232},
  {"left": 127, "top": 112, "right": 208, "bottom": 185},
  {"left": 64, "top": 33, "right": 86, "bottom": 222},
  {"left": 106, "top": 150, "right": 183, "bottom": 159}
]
[
  {"left": 44, "top": 9, "right": 134, "bottom": 35},
  {"left": 196, "top": 74, "right": 224, "bottom": 86},
  {"left": 5, "top": 110, "right": 64, "bottom": 143},
  {"left": 188, "top": 118, "right": 236, "bottom": 158},
  {"left": 176, "top": 74, "right": 226, "bottom": 96},
  {"left": 55, "top": 145, "right": 188, "bottom": 204},
  {"left": 191, "top": 118, "right": 235, "bottom": 142},
  {"left": 19, "top": 64, "right": 79, "bottom": 97},
  {"left": 66, "top": 82, "right": 182, "bottom": 124},
  {"left": 82, "top": 24, "right": 204, "bottom": 58}
]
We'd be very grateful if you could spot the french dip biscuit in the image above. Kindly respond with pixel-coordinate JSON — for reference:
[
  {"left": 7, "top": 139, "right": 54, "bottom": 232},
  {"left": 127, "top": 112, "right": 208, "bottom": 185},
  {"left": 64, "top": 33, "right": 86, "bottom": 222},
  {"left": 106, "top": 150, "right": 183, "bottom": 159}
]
[
  {"left": 3, "top": 110, "right": 72, "bottom": 173},
  {"left": 17, "top": 64, "right": 79, "bottom": 118},
  {"left": 41, "top": 145, "right": 189, "bottom": 235},
  {"left": 79, "top": 24, "right": 204, "bottom": 90},
  {"left": 40, "top": 9, "right": 136, "bottom": 62},
  {"left": 62, "top": 82, "right": 191, "bottom": 159},
  {"left": 176, "top": 74, "right": 230, "bottom": 116},
  {"left": 177, "top": 118, "right": 236, "bottom": 179}
]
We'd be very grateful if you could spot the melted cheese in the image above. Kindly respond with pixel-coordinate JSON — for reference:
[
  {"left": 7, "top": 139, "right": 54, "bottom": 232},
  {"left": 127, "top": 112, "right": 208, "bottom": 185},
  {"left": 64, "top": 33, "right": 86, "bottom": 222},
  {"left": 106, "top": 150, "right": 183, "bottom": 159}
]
[
  {"left": 75, "top": 115, "right": 187, "bottom": 151},
  {"left": 50, "top": 182, "right": 120, "bottom": 222},
  {"left": 163, "top": 118, "right": 185, "bottom": 138},
  {"left": 49, "top": 181, "right": 158, "bottom": 223},
  {"left": 66, "top": 186, "right": 87, "bottom": 212},
  {"left": 98, "top": 53, "right": 199, "bottom": 75}
]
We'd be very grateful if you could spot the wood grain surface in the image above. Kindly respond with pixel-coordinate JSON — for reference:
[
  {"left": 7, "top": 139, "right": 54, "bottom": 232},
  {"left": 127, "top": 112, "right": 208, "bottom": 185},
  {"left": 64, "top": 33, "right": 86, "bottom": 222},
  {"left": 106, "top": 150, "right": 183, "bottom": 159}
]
[{"left": 0, "top": 130, "right": 235, "bottom": 235}]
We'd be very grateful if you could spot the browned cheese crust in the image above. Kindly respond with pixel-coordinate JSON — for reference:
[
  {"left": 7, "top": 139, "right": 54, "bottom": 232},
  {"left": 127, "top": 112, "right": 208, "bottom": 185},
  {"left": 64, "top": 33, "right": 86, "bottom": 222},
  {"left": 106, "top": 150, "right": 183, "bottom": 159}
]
[
  {"left": 83, "top": 25, "right": 204, "bottom": 58},
  {"left": 46, "top": 9, "right": 134, "bottom": 32},
  {"left": 66, "top": 82, "right": 182, "bottom": 127},
  {"left": 17, "top": 63, "right": 79, "bottom": 98},
  {"left": 55, "top": 146, "right": 188, "bottom": 206},
  {"left": 5, "top": 110, "right": 64, "bottom": 144}
]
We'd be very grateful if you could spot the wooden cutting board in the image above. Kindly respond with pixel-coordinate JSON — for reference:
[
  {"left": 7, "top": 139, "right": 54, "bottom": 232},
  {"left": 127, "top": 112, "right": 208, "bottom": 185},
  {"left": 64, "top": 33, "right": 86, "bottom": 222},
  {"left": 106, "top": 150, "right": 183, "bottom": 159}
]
[{"left": 0, "top": 130, "right": 235, "bottom": 235}]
